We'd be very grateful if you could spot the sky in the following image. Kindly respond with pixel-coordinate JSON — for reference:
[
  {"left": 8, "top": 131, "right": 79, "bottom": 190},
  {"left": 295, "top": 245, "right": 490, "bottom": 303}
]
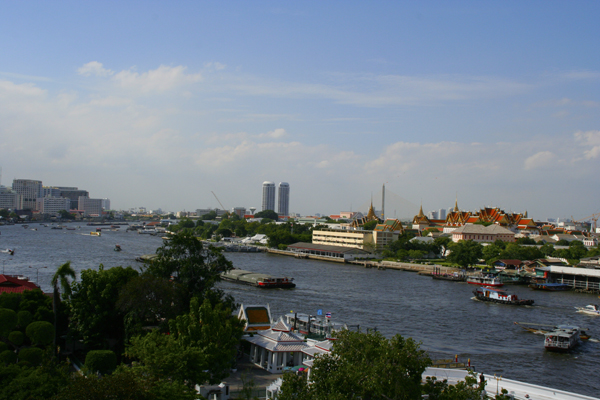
[{"left": 1, "top": 1, "right": 599, "bottom": 221}]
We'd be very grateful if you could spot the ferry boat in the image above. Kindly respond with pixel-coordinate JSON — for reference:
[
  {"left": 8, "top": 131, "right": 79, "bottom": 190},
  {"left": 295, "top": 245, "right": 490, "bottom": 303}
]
[
  {"left": 220, "top": 269, "right": 295, "bottom": 289},
  {"left": 544, "top": 325, "right": 580, "bottom": 352},
  {"left": 466, "top": 274, "right": 503, "bottom": 287},
  {"left": 472, "top": 287, "right": 534, "bottom": 305}
]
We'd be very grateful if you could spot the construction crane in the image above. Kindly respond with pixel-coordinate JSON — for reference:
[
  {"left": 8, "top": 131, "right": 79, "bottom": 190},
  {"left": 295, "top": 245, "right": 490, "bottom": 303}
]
[
  {"left": 211, "top": 191, "right": 227, "bottom": 212},
  {"left": 574, "top": 213, "right": 600, "bottom": 232}
]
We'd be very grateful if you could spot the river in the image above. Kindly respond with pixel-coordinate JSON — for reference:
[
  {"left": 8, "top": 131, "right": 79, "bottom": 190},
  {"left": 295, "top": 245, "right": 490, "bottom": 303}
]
[{"left": 1, "top": 224, "right": 598, "bottom": 396}]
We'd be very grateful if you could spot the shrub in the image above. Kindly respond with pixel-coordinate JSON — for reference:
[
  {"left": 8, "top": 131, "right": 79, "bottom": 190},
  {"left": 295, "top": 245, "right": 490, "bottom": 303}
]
[
  {"left": 0, "top": 308, "right": 17, "bottom": 335},
  {"left": 17, "top": 310, "right": 33, "bottom": 328},
  {"left": 25, "top": 321, "right": 55, "bottom": 346},
  {"left": 8, "top": 331, "right": 25, "bottom": 346},
  {"left": 0, "top": 293, "right": 21, "bottom": 311},
  {"left": 18, "top": 347, "right": 44, "bottom": 366},
  {"left": 0, "top": 349, "right": 17, "bottom": 364},
  {"left": 85, "top": 350, "right": 117, "bottom": 375},
  {"left": 0, "top": 341, "right": 8, "bottom": 352}
]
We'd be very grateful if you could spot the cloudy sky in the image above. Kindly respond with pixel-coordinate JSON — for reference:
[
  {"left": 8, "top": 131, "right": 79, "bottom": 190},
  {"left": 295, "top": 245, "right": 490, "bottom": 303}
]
[{"left": 1, "top": 1, "right": 599, "bottom": 220}]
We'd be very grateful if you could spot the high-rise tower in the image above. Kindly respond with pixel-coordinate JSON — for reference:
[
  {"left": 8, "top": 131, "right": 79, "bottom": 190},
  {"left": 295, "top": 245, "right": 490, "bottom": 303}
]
[
  {"left": 262, "top": 181, "right": 275, "bottom": 211},
  {"left": 12, "top": 179, "right": 42, "bottom": 210},
  {"left": 277, "top": 182, "right": 290, "bottom": 216}
]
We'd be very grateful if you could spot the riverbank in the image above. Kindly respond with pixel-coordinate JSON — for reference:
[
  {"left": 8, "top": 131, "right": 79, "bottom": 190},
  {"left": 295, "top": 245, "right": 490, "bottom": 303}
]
[{"left": 266, "top": 248, "right": 459, "bottom": 273}]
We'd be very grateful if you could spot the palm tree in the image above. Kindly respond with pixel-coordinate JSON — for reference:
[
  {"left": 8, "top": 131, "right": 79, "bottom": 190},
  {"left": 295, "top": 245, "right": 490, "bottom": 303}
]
[{"left": 51, "top": 261, "right": 76, "bottom": 348}]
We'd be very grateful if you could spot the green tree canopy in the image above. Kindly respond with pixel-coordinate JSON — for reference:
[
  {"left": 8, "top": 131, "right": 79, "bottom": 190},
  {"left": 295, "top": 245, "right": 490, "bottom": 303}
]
[
  {"left": 279, "top": 330, "right": 430, "bottom": 400},
  {"left": 125, "top": 297, "right": 244, "bottom": 388},
  {"left": 255, "top": 209, "right": 278, "bottom": 221},
  {"left": 68, "top": 265, "right": 139, "bottom": 351},
  {"left": 144, "top": 231, "right": 233, "bottom": 309},
  {"left": 447, "top": 240, "right": 483, "bottom": 268}
]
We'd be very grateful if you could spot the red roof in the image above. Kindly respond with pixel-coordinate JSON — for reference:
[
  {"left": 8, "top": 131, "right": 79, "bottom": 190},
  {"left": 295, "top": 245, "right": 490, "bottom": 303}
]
[{"left": 0, "top": 275, "right": 41, "bottom": 294}]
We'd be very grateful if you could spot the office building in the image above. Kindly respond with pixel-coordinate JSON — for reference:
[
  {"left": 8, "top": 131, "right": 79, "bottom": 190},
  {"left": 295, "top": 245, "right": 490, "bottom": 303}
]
[
  {"left": 12, "top": 179, "right": 43, "bottom": 210},
  {"left": 0, "top": 186, "right": 20, "bottom": 210},
  {"left": 262, "top": 181, "right": 275, "bottom": 211},
  {"left": 277, "top": 182, "right": 290, "bottom": 216},
  {"left": 78, "top": 197, "right": 103, "bottom": 217},
  {"left": 36, "top": 197, "right": 71, "bottom": 216}
]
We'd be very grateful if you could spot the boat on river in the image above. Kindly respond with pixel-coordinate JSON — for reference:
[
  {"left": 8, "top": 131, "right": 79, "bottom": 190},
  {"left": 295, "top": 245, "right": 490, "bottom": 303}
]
[
  {"left": 544, "top": 325, "right": 581, "bottom": 352},
  {"left": 473, "top": 287, "right": 534, "bottom": 305},
  {"left": 431, "top": 267, "right": 466, "bottom": 282},
  {"left": 114, "top": 244, "right": 122, "bottom": 252},
  {"left": 575, "top": 304, "right": 600, "bottom": 316},
  {"left": 529, "top": 282, "right": 572, "bottom": 291},
  {"left": 466, "top": 274, "right": 503, "bottom": 287},
  {"left": 220, "top": 269, "right": 295, "bottom": 288}
]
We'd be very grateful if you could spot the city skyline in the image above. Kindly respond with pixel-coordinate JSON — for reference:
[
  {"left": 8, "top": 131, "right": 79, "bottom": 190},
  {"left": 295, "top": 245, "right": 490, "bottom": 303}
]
[{"left": 1, "top": 2, "right": 599, "bottom": 220}]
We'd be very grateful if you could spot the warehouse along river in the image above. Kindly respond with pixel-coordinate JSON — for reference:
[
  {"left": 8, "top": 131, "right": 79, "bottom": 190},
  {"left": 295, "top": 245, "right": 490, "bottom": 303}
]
[{"left": 1, "top": 224, "right": 598, "bottom": 396}]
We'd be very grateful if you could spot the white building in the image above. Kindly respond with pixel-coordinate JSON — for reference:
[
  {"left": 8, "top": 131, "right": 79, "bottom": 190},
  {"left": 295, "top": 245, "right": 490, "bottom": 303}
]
[
  {"left": 262, "top": 181, "right": 275, "bottom": 211},
  {"left": 0, "top": 186, "right": 20, "bottom": 210},
  {"left": 36, "top": 197, "right": 71, "bottom": 216},
  {"left": 277, "top": 182, "right": 290, "bottom": 216},
  {"left": 12, "top": 179, "right": 43, "bottom": 210},
  {"left": 78, "top": 197, "right": 104, "bottom": 217}
]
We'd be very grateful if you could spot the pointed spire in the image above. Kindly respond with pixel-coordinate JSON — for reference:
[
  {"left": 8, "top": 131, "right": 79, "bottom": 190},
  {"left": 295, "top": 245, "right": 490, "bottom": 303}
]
[
  {"left": 418, "top": 203, "right": 425, "bottom": 217},
  {"left": 454, "top": 195, "right": 459, "bottom": 212}
]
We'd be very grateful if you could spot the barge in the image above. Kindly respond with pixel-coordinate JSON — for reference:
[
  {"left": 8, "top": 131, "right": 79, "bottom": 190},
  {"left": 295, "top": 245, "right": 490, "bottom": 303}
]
[
  {"left": 473, "top": 286, "right": 534, "bottom": 305},
  {"left": 220, "top": 269, "right": 295, "bottom": 288}
]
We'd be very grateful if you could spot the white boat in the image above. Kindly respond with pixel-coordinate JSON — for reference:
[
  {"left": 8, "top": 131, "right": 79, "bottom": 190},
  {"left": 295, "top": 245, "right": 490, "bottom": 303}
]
[
  {"left": 466, "top": 274, "right": 503, "bottom": 287},
  {"left": 575, "top": 304, "right": 600, "bottom": 316},
  {"left": 284, "top": 312, "right": 350, "bottom": 338},
  {"left": 544, "top": 325, "right": 580, "bottom": 352}
]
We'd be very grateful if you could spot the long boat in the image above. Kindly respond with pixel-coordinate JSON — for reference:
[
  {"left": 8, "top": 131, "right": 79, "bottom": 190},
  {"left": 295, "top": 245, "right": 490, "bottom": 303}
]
[
  {"left": 472, "top": 287, "right": 534, "bottom": 305},
  {"left": 220, "top": 269, "right": 295, "bottom": 289},
  {"left": 529, "top": 282, "right": 572, "bottom": 291}
]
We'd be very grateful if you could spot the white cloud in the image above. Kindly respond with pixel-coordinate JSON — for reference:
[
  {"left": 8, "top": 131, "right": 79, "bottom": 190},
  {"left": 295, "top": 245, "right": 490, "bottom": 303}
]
[
  {"left": 575, "top": 130, "right": 600, "bottom": 159},
  {"left": 78, "top": 61, "right": 114, "bottom": 77},
  {"left": 257, "top": 128, "right": 287, "bottom": 139},
  {"left": 113, "top": 65, "right": 202, "bottom": 93},
  {"left": 524, "top": 151, "right": 555, "bottom": 170}
]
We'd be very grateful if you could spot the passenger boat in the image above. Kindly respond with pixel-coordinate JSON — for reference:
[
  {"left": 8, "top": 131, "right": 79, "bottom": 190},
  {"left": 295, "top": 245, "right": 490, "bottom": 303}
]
[
  {"left": 575, "top": 304, "right": 600, "bottom": 316},
  {"left": 466, "top": 274, "right": 503, "bottom": 287},
  {"left": 220, "top": 269, "right": 295, "bottom": 288},
  {"left": 529, "top": 282, "right": 572, "bottom": 291},
  {"left": 431, "top": 267, "right": 466, "bottom": 282},
  {"left": 472, "top": 287, "right": 534, "bottom": 305},
  {"left": 544, "top": 325, "right": 580, "bottom": 352}
]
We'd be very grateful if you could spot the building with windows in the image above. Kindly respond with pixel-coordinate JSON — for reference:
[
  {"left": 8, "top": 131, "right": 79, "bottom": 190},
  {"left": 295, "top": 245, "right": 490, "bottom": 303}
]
[
  {"left": 277, "top": 182, "right": 290, "bottom": 216},
  {"left": 262, "top": 181, "right": 275, "bottom": 211},
  {"left": 78, "top": 197, "right": 104, "bottom": 217},
  {"left": 451, "top": 224, "right": 515, "bottom": 243},
  {"left": 36, "top": 197, "right": 71, "bottom": 216},
  {"left": 12, "top": 179, "right": 42, "bottom": 210},
  {"left": 312, "top": 227, "right": 398, "bottom": 251},
  {"left": 60, "top": 189, "right": 89, "bottom": 210},
  {"left": 0, "top": 186, "right": 20, "bottom": 210}
]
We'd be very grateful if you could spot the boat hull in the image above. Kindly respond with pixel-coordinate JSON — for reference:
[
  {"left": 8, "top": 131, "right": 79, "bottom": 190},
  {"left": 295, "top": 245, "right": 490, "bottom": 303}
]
[{"left": 473, "top": 292, "right": 534, "bottom": 305}]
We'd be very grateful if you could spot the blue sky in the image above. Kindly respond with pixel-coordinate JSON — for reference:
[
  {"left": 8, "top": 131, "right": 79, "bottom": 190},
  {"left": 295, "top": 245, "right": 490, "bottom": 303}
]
[{"left": 1, "top": 1, "right": 599, "bottom": 220}]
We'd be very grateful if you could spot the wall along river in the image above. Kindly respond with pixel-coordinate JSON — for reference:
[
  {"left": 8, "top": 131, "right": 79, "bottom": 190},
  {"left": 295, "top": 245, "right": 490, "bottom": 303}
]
[{"left": 1, "top": 224, "right": 598, "bottom": 396}]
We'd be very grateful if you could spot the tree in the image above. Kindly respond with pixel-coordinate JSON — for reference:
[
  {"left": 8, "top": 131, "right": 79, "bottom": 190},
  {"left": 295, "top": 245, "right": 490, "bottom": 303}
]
[
  {"left": 144, "top": 231, "right": 233, "bottom": 309},
  {"left": 51, "top": 262, "right": 76, "bottom": 347},
  {"left": 117, "top": 274, "right": 184, "bottom": 338},
  {"left": 57, "top": 210, "right": 75, "bottom": 220},
  {"left": 255, "top": 209, "right": 278, "bottom": 221},
  {"left": 362, "top": 220, "right": 379, "bottom": 231},
  {"left": 447, "top": 240, "right": 483, "bottom": 268},
  {"left": 279, "top": 330, "right": 430, "bottom": 400},
  {"left": 68, "top": 265, "right": 139, "bottom": 352},
  {"left": 125, "top": 297, "right": 244, "bottom": 388}
]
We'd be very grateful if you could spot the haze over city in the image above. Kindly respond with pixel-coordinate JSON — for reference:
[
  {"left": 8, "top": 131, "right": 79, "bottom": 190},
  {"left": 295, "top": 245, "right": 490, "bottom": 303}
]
[{"left": 1, "top": 2, "right": 599, "bottom": 220}]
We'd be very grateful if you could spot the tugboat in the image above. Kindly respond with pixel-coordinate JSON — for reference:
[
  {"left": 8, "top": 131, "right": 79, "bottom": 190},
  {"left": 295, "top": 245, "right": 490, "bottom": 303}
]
[{"left": 472, "top": 286, "right": 534, "bottom": 305}]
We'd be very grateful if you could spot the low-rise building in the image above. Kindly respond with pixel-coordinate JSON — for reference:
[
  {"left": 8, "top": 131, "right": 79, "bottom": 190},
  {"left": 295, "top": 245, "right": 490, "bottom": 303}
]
[{"left": 451, "top": 224, "right": 515, "bottom": 243}]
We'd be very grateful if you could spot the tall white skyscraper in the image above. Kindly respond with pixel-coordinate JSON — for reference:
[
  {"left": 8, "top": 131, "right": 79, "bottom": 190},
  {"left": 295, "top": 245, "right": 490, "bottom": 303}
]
[
  {"left": 277, "top": 182, "right": 290, "bottom": 216},
  {"left": 262, "top": 181, "right": 275, "bottom": 211}
]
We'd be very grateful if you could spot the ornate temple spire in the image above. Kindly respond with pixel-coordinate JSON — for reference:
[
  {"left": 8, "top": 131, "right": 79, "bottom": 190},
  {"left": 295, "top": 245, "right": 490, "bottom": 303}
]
[
  {"left": 418, "top": 203, "right": 425, "bottom": 217},
  {"left": 454, "top": 196, "right": 459, "bottom": 212}
]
